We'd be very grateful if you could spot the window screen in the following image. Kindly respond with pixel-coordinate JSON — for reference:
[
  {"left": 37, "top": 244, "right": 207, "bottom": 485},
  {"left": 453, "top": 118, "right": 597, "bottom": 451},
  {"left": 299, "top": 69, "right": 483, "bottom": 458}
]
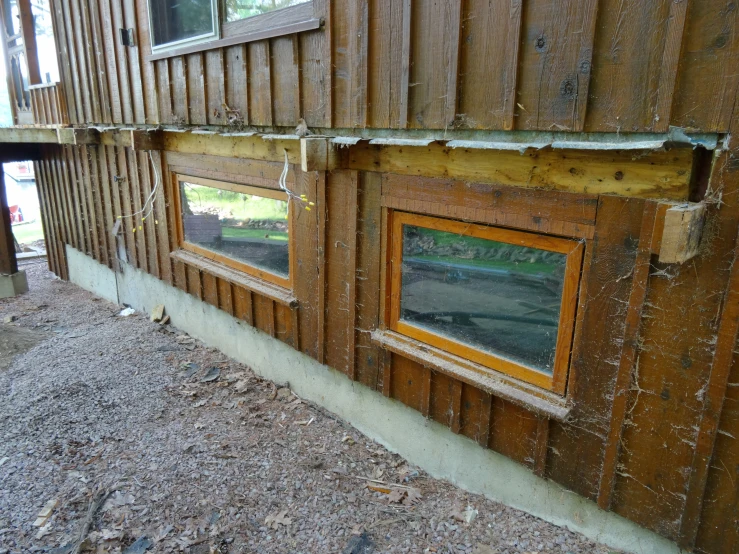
[
  {"left": 179, "top": 179, "right": 290, "bottom": 280},
  {"left": 150, "top": 0, "right": 217, "bottom": 49},
  {"left": 224, "top": 0, "right": 310, "bottom": 22}
]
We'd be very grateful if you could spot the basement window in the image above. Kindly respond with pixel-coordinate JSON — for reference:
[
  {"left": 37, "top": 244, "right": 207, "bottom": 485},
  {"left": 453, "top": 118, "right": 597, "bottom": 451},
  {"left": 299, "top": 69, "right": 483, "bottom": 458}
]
[
  {"left": 175, "top": 175, "right": 291, "bottom": 288},
  {"left": 387, "top": 212, "right": 583, "bottom": 395}
]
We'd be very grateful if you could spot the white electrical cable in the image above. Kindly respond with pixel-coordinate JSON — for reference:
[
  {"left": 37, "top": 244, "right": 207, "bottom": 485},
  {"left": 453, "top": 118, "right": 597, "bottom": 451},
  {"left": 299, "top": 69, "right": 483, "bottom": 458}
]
[{"left": 117, "top": 151, "right": 160, "bottom": 222}]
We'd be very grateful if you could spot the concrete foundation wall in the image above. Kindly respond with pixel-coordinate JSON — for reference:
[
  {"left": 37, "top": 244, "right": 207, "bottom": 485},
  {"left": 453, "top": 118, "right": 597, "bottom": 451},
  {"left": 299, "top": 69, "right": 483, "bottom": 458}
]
[{"left": 65, "top": 245, "right": 685, "bottom": 554}]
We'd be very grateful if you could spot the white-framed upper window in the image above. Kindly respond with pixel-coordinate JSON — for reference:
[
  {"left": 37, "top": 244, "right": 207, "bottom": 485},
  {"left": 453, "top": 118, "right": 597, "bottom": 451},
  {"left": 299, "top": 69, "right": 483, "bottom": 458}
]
[{"left": 148, "top": 0, "right": 220, "bottom": 53}]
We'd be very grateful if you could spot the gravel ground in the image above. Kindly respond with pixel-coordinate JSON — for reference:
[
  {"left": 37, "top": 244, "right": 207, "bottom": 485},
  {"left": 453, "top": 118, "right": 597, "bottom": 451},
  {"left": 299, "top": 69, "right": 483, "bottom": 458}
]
[{"left": 0, "top": 262, "right": 619, "bottom": 554}]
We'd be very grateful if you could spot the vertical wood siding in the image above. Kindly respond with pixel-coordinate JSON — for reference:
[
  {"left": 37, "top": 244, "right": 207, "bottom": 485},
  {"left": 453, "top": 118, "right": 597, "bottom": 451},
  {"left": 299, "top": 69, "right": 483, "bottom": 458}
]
[{"left": 49, "top": 0, "right": 737, "bottom": 132}]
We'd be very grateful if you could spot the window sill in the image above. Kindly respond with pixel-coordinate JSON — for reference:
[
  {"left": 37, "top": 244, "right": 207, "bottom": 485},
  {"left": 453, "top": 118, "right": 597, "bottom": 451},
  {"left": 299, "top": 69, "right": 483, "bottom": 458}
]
[
  {"left": 147, "top": 18, "right": 321, "bottom": 62},
  {"left": 171, "top": 250, "right": 297, "bottom": 308},
  {"left": 371, "top": 329, "right": 571, "bottom": 422}
]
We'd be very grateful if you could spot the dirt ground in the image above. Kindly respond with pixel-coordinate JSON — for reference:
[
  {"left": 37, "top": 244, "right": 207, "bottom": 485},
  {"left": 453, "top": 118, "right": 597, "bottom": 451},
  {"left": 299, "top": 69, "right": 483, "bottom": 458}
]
[{"left": 0, "top": 262, "right": 619, "bottom": 554}]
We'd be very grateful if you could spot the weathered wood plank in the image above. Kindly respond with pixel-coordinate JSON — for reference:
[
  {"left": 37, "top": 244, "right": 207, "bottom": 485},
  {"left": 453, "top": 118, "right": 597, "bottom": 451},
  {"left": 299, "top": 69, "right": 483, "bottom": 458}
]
[
  {"left": 515, "top": 0, "right": 598, "bottom": 131},
  {"left": 597, "top": 200, "right": 659, "bottom": 509},
  {"left": 458, "top": 0, "right": 522, "bottom": 130},
  {"left": 408, "top": 0, "right": 462, "bottom": 129}
]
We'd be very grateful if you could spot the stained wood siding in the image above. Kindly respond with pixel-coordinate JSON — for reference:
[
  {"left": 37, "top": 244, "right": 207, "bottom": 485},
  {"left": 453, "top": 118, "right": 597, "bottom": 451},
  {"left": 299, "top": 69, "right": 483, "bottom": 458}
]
[
  {"left": 32, "top": 139, "right": 739, "bottom": 553},
  {"left": 50, "top": 0, "right": 738, "bottom": 132}
]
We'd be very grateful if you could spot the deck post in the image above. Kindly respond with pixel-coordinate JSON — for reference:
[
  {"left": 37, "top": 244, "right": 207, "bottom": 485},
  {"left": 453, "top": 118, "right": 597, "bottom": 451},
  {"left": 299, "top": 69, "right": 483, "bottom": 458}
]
[{"left": 0, "top": 165, "right": 27, "bottom": 298}]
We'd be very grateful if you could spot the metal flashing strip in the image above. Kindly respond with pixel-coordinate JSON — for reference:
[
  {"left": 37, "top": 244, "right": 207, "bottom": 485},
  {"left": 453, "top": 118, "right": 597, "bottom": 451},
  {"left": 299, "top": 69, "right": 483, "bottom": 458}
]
[
  {"left": 261, "top": 134, "right": 300, "bottom": 141},
  {"left": 331, "top": 136, "right": 362, "bottom": 146},
  {"left": 550, "top": 140, "right": 667, "bottom": 150},
  {"left": 447, "top": 140, "right": 548, "bottom": 154},
  {"left": 369, "top": 138, "right": 435, "bottom": 147}
]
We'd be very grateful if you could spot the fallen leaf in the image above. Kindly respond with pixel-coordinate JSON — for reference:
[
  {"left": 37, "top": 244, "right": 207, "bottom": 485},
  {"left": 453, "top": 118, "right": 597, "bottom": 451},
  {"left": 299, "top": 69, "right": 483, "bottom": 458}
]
[
  {"left": 402, "top": 487, "right": 422, "bottom": 506},
  {"left": 122, "top": 536, "right": 153, "bottom": 554},
  {"left": 265, "top": 509, "right": 292, "bottom": 529},
  {"left": 387, "top": 488, "right": 405, "bottom": 503},
  {"left": 200, "top": 367, "right": 220, "bottom": 383}
]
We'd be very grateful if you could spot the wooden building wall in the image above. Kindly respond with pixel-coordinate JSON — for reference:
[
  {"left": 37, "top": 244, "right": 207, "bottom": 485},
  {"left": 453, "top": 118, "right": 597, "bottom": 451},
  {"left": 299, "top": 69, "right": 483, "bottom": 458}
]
[
  {"left": 31, "top": 138, "right": 739, "bottom": 553},
  {"left": 49, "top": 0, "right": 739, "bottom": 133},
  {"left": 24, "top": 1, "right": 739, "bottom": 553}
]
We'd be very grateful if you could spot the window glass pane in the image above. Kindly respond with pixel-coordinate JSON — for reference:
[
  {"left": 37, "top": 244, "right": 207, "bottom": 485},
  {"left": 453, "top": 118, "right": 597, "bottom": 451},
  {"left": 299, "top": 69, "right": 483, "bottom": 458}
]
[
  {"left": 225, "top": 0, "right": 310, "bottom": 22},
  {"left": 180, "top": 181, "right": 289, "bottom": 278},
  {"left": 151, "top": 0, "right": 215, "bottom": 47},
  {"left": 400, "top": 225, "right": 567, "bottom": 374}
]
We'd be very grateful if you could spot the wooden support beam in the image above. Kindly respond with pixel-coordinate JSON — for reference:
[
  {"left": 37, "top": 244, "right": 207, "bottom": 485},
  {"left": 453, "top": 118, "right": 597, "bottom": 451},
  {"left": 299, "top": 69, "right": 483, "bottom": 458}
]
[
  {"left": 57, "top": 127, "right": 100, "bottom": 145},
  {"left": 0, "top": 166, "right": 17, "bottom": 275},
  {"left": 0, "top": 127, "right": 59, "bottom": 144},
  {"left": 99, "top": 128, "right": 163, "bottom": 151},
  {"left": 300, "top": 137, "right": 338, "bottom": 171},
  {"left": 657, "top": 202, "right": 706, "bottom": 264},
  {"left": 17, "top": 0, "right": 40, "bottom": 85}
]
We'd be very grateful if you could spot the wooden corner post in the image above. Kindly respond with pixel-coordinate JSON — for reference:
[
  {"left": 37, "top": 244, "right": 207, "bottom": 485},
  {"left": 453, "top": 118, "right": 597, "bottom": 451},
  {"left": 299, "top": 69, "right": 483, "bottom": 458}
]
[{"left": 0, "top": 165, "right": 18, "bottom": 275}]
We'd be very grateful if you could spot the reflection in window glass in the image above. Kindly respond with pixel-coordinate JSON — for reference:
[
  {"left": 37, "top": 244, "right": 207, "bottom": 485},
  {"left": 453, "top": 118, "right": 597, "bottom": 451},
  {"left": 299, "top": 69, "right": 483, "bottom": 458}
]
[
  {"left": 180, "top": 182, "right": 289, "bottom": 278},
  {"left": 150, "top": 0, "right": 216, "bottom": 47},
  {"left": 225, "top": 0, "right": 310, "bottom": 22},
  {"left": 31, "top": 0, "right": 60, "bottom": 83},
  {"left": 400, "top": 225, "right": 567, "bottom": 374}
]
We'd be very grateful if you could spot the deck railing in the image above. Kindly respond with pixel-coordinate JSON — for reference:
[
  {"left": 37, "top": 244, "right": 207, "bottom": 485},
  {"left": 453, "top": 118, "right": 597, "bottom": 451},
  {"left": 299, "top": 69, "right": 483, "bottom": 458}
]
[{"left": 29, "top": 82, "right": 69, "bottom": 126}]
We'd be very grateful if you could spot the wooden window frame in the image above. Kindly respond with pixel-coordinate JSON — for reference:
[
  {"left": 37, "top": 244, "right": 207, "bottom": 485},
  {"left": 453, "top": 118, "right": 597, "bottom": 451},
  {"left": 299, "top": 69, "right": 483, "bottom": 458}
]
[
  {"left": 385, "top": 211, "right": 584, "bottom": 395},
  {"left": 147, "top": 0, "right": 220, "bottom": 55},
  {"left": 147, "top": 0, "right": 318, "bottom": 61},
  {"left": 172, "top": 173, "right": 294, "bottom": 290}
]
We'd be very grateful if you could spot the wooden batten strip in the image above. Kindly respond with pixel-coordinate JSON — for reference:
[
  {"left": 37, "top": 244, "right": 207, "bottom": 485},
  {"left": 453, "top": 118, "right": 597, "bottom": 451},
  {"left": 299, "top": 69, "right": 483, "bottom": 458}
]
[
  {"left": 678, "top": 220, "right": 739, "bottom": 547},
  {"left": 316, "top": 171, "right": 327, "bottom": 364},
  {"left": 597, "top": 200, "right": 659, "bottom": 510},
  {"left": 138, "top": 151, "right": 160, "bottom": 278},
  {"left": 86, "top": 146, "right": 110, "bottom": 268},
  {"left": 653, "top": 0, "right": 689, "bottom": 133},
  {"left": 503, "top": 1, "right": 523, "bottom": 130},
  {"left": 33, "top": 160, "right": 55, "bottom": 273},
  {"left": 89, "top": 0, "right": 112, "bottom": 123},
  {"left": 59, "top": 0, "right": 84, "bottom": 122},
  {"left": 450, "top": 380, "right": 463, "bottom": 434},
  {"left": 122, "top": 0, "right": 146, "bottom": 123},
  {"left": 117, "top": 147, "right": 137, "bottom": 265},
  {"left": 68, "top": 146, "right": 89, "bottom": 254},
  {"left": 78, "top": 0, "right": 102, "bottom": 122},
  {"left": 128, "top": 149, "right": 148, "bottom": 272},
  {"left": 218, "top": 279, "right": 234, "bottom": 315},
  {"left": 150, "top": 151, "right": 172, "bottom": 282},
  {"left": 534, "top": 416, "right": 550, "bottom": 477},
  {"left": 69, "top": 0, "right": 94, "bottom": 122},
  {"left": 573, "top": 1, "right": 599, "bottom": 132},
  {"left": 398, "top": 0, "right": 411, "bottom": 128},
  {"left": 109, "top": 0, "right": 134, "bottom": 124},
  {"left": 98, "top": 0, "right": 122, "bottom": 123},
  {"left": 420, "top": 367, "right": 432, "bottom": 418},
  {"left": 346, "top": 172, "right": 359, "bottom": 380},
  {"left": 53, "top": 150, "right": 75, "bottom": 250},
  {"left": 96, "top": 145, "right": 116, "bottom": 268},
  {"left": 445, "top": 1, "right": 463, "bottom": 127},
  {"left": 477, "top": 392, "right": 493, "bottom": 447},
  {"left": 49, "top": 0, "right": 77, "bottom": 123},
  {"left": 380, "top": 348, "right": 392, "bottom": 397}
]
